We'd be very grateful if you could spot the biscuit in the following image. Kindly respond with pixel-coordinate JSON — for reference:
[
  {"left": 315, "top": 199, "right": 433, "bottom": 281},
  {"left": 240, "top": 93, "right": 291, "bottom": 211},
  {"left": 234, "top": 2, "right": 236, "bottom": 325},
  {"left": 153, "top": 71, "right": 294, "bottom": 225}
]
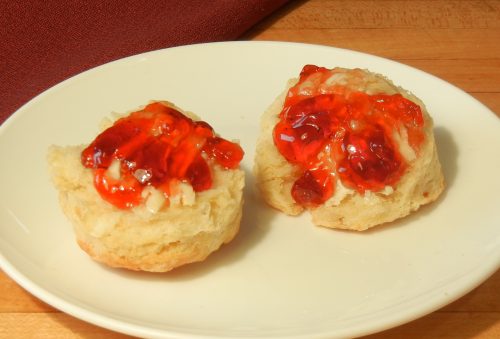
[
  {"left": 48, "top": 101, "right": 244, "bottom": 272},
  {"left": 254, "top": 66, "right": 445, "bottom": 231}
]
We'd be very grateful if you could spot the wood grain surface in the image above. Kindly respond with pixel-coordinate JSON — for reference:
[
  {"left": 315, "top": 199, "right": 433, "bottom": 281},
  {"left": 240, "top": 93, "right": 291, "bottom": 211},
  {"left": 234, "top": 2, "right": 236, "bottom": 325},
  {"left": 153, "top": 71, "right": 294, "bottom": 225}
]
[{"left": 1, "top": 1, "right": 499, "bottom": 338}]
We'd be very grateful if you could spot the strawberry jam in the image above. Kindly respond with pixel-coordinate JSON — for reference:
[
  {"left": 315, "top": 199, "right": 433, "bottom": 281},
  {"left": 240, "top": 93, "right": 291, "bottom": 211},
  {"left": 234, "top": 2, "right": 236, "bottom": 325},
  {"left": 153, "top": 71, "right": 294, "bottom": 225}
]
[
  {"left": 273, "top": 65, "right": 424, "bottom": 207},
  {"left": 82, "top": 102, "right": 244, "bottom": 209}
]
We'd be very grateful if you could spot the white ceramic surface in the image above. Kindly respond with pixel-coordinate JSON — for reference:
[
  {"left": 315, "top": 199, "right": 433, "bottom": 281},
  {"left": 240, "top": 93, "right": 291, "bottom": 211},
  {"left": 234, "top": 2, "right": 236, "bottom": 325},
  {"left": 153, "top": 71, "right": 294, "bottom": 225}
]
[{"left": 1, "top": 41, "right": 499, "bottom": 339}]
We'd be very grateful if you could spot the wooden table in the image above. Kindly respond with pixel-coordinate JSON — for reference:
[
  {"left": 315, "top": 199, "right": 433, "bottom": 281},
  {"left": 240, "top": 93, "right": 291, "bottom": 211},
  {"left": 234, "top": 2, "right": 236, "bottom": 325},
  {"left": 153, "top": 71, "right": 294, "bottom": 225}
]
[{"left": 1, "top": 1, "right": 499, "bottom": 337}]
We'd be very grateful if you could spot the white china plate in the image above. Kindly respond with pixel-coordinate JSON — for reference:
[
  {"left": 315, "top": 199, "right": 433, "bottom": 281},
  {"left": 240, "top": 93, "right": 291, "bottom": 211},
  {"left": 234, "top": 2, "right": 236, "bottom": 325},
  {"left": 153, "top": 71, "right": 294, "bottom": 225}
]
[{"left": 1, "top": 41, "right": 499, "bottom": 339}]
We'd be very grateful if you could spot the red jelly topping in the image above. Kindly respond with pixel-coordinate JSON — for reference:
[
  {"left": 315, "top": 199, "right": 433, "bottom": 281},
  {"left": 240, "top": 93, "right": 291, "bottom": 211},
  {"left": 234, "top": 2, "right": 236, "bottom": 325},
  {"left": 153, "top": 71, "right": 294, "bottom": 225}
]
[
  {"left": 273, "top": 65, "right": 425, "bottom": 207},
  {"left": 291, "top": 169, "right": 335, "bottom": 207},
  {"left": 81, "top": 102, "right": 244, "bottom": 209}
]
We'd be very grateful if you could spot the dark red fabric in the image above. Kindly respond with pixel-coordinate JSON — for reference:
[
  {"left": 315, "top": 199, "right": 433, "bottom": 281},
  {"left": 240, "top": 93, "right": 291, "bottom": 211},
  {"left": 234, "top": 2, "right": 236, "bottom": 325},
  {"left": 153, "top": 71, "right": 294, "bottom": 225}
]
[{"left": 0, "top": 0, "right": 289, "bottom": 124}]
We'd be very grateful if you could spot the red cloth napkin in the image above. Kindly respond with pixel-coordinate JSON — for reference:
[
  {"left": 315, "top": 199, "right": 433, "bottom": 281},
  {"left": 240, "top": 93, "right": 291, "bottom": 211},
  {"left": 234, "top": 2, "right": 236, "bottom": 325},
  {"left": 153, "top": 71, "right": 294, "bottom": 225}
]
[{"left": 0, "top": 0, "right": 289, "bottom": 124}]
